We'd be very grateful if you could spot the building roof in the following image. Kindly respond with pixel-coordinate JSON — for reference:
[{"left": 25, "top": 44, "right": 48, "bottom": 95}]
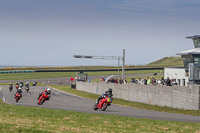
[
  {"left": 176, "top": 48, "right": 200, "bottom": 55},
  {"left": 186, "top": 35, "right": 200, "bottom": 39}
]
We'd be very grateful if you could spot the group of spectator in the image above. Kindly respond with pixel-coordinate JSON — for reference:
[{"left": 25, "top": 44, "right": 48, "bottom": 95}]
[
  {"left": 101, "top": 76, "right": 177, "bottom": 86},
  {"left": 101, "top": 77, "right": 127, "bottom": 84},
  {"left": 131, "top": 76, "right": 177, "bottom": 86}
]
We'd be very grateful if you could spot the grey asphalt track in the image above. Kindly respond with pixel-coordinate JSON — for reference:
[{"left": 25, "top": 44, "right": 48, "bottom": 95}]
[{"left": 1, "top": 85, "right": 200, "bottom": 123}]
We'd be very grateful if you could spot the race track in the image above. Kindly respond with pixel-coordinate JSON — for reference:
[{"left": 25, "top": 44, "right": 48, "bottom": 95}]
[{"left": 1, "top": 85, "right": 200, "bottom": 123}]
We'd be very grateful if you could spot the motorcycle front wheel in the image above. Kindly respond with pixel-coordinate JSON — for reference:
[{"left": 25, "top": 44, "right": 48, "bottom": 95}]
[
  {"left": 93, "top": 104, "right": 98, "bottom": 110},
  {"left": 101, "top": 103, "right": 108, "bottom": 111},
  {"left": 40, "top": 99, "right": 45, "bottom": 105},
  {"left": 16, "top": 97, "right": 19, "bottom": 102}
]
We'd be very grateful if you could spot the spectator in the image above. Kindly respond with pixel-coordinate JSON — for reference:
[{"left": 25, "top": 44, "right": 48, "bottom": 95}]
[
  {"left": 144, "top": 78, "right": 147, "bottom": 85},
  {"left": 131, "top": 78, "right": 134, "bottom": 83},
  {"left": 124, "top": 77, "right": 127, "bottom": 83},
  {"left": 119, "top": 78, "right": 123, "bottom": 84},
  {"left": 147, "top": 78, "right": 152, "bottom": 85},
  {"left": 171, "top": 79, "right": 178, "bottom": 85},
  {"left": 157, "top": 79, "right": 161, "bottom": 85},
  {"left": 131, "top": 78, "right": 137, "bottom": 83},
  {"left": 161, "top": 77, "right": 165, "bottom": 85},
  {"left": 111, "top": 78, "right": 115, "bottom": 83},
  {"left": 115, "top": 78, "right": 118, "bottom": 84},
  {"left": 152, "top": 78, "right": 157, "bottom": 85},
  {"left": 101, "top": 77, "right": 105, "bottom": 82},
  {"left": 138, "top": 78, "right": 143, "bottom": 84},
  {"left": 165, "top": 77, "right": 172, "bottom": 86}
]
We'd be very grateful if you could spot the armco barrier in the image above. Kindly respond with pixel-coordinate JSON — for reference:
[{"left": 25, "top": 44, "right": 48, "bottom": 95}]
[
  {"left": 76, "top": 82, "right": 200, "bottom": 110},
  {"left": 0, "top": 70, "right": 35, "bottom": 74}
]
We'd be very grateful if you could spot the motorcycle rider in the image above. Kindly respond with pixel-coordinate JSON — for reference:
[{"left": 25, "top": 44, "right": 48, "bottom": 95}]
[
  {"left": 20, "top": 81, "right": 24, "bottom": 88},
  {"left": 25, "top": 82, "right": 29, "bottom": 88},
  {"left": 15, "top": 82, "right": 19, "bottom": 90},
  {"left": 96, "top": 88, "right": 113, "bottom": 105},
  {"left": 9, "top": 83, "right": 13, "bottom": 90},
  {"left": 37, "top": 88, "right": 51, "bottom": 100},
  {"left": 32, "top": 82, "right": 37, "bottom": 86},
  {"left": 15, "top": 87, "right": 22, "bottom": 97}
]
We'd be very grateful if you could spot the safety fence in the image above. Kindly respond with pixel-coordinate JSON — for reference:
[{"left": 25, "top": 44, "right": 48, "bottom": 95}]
[{"left": 0, "top": 70, "right": 35, "bottom": 74}]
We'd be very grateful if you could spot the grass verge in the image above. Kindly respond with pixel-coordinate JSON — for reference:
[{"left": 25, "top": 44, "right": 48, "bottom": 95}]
[{"left": 1, "top": 99, "right": 200, "bottom": 133}]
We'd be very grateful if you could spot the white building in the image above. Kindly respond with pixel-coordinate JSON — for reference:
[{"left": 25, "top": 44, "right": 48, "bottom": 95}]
[
  {"left": 164, "top": 35, "right": 200, "bottom": 86},
  {"left": 164, "top": 67, "right": 188, "bottom": 86}
]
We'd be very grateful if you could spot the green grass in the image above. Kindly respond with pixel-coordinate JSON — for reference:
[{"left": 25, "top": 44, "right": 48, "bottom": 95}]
[
  {"left": 147, "top": 57, "right": 183, "bottom": 67},
  {"left": 1, "top": 99, "right": 200, "bottom": 133},
  {"left": 49, "top": 85, "right": 200, "bottom": 116},
  {"left": 0, "top": 69, "right": 163, "bottom": 80}
]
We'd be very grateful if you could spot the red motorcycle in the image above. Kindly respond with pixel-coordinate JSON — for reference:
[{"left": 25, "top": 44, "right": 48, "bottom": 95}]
[
  {"left": 16, "top": 85, "right": 19, "bottom": 90},
  {"left": 15, "top": 92, "right": 21, "bottom": 102},
  {"left": 38, "top": 92, "right": 49, "bottom": 105},
  {"left": 93, "top": 96, "right": 112, "bottom": 111}
]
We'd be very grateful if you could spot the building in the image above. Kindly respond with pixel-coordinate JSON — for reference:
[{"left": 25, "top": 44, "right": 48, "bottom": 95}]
[{"left": 164, "top": 35, "right": 200, "bottom": 86}]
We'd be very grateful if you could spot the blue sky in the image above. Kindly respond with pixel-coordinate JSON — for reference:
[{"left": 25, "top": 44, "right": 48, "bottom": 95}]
[{"left": 0, "top": 0, "right": 200, "bottom": 66}]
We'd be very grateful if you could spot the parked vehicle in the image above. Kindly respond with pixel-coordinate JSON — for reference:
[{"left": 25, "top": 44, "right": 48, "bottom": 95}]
[{"left": 93, "top": 95, "right": 112, "bottom": 111}]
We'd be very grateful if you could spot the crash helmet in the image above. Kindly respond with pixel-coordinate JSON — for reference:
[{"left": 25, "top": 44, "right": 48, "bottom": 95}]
[
  {"left": 108, "top": 88, "right": 112, "bottom": 93},
  {"left": 18, "top": 87, "right": 22, "bottom": 90},
  {"left": 47, "top": 88, "right": 51, "bottom": 93}
]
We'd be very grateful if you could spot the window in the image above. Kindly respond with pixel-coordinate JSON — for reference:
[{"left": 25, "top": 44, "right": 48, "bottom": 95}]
[
  {"left": 194, "top": 58, "right": 200, "bottom": 64},
  {"left": 182, "top": 55, "right": 194, "bottom": 71},
  {"left": 193, "top": 39, "right": 200, "bottom": 48},
  {"left": 182, "top": 79, "right": 185, "bottom": 86},
  {"left": 178, "top": 79, "right": 180, "bottom": 85}
]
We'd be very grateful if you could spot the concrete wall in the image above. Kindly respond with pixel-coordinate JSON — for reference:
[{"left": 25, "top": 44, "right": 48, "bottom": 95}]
[{"left": 76, "top": 82, "right": 200, "bottom": 110}]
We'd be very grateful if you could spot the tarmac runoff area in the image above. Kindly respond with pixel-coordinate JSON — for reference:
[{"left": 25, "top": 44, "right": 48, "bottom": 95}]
[{"left": 1, "top": 85, "right": 200, "bottom": 123}]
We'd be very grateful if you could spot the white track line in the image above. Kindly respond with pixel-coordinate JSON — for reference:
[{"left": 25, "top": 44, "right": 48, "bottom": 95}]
[{"left": 1, "top": 86, "right": 11, "bottom": 104}]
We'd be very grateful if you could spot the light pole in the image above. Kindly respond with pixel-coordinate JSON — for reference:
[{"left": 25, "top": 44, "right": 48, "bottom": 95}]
[
  {"left": 122, "top": 49, "right": 125, "bottom": 79},
  {"left": 73, "top": 49, "right": 125, "bottom": 80}
]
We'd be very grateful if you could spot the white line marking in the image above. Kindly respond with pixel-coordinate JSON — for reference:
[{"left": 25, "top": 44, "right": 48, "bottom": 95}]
[{"left": 1, "top": 86, "right": 11, "bottom": 104}]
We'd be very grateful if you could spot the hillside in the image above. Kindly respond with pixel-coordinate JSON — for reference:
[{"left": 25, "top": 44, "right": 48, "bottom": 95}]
[{"left": 146, "top": 57, "right": 183, "bottom": 67}]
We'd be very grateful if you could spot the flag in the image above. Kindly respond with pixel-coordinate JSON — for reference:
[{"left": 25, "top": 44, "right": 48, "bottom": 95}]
[{"left": 70, "top": 78, "right": 74, "bottom": 82}]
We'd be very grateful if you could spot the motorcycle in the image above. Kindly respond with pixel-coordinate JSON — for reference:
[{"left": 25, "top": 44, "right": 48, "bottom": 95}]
[
  {"left": 15, "top": 92, "right": 21, "bottom": 102},
  {"left": 15, "top": 85, "right": 19, "bottom": 90},
  {"left": 93, "top": 95, "right": 112, "bottom": 111},
  {"left": 25, "top": 86, "right": 29, "bottom": 93},
  {"left": 38, "top": 92, "right": 49, "bottom": 105},
  {"left": 9, "top": 85, "right": 13, "bottom": 92}
]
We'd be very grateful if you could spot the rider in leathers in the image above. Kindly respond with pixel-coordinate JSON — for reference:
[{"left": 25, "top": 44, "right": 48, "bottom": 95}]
[
  {"left": 15, "top": 87, "right": 22, "bottom": 97},
  {"left": 37, "top": 88, "right": 51, "bottom": 100},
  {"left": 25, "top": 82, "right": 29, "bottom": 89},
  {"left": 9, "top": 83, "right": 13, "bottom": 90},
  {"left": 96, "top": 88, "right": 113, "bottom": 105}
]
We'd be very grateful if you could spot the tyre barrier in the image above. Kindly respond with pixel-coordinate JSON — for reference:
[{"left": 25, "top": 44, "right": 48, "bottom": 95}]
[{"left": 0, "top": 70, "right": 35, "bottom": 74}]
